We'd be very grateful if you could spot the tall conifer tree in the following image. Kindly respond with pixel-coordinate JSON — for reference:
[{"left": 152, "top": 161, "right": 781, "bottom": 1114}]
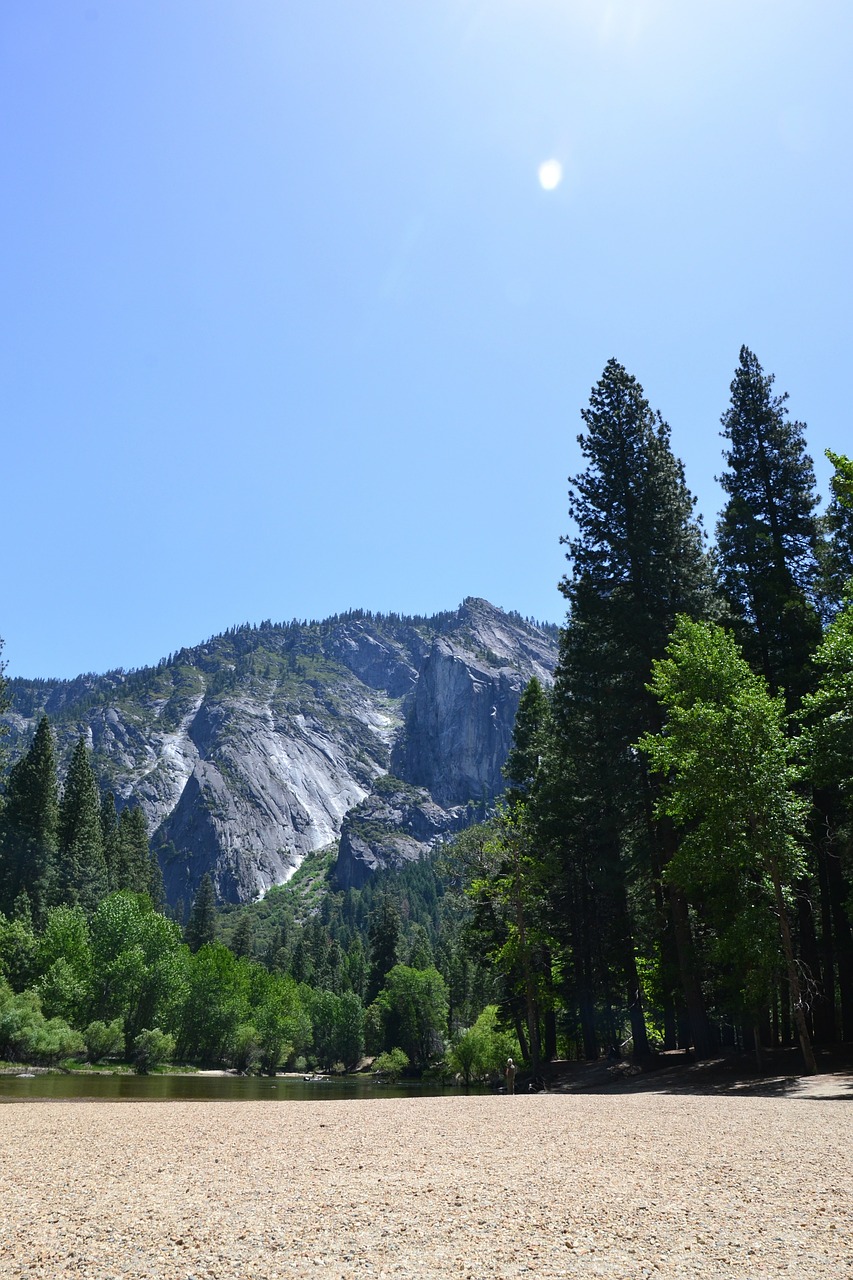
[
  {"left": 184, "top": 872, "right": 217, "bottom": 951},
  {"left": 0, "top": 716, "right": 59, "bottom": 922},
  {"left": 716, "top": 346, "right": 823, "bottom": 704},
  {"left": 57, "top": 736, "right": 108, "bottom": 912},
  {"left": 556, "top": 359, "right": 721, "bottom": 1057}
]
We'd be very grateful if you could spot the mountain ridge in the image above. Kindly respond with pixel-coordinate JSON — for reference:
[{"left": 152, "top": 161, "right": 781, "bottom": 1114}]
[{"left": 3, "top": 599, "right": 559, "bottom": 907}]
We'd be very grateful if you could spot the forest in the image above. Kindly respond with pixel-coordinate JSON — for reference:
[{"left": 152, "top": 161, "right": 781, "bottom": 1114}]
[{"left": 1, "top": 346, "right": 851, "bottom": 1079}]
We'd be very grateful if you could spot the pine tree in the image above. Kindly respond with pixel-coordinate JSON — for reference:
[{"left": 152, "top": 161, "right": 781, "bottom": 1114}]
[
  {"left": 231, "top": 912, "right": 255, "bottom": 959},
  {"left": 184, "top": 873, "right": 217, "bottom": 952},
  {"left": 366, "top": 896, "right": 400, "bottom": 1003},
  {"left": 818, "top": 449, "right": 853, "bottom": 615},
  {"left": 148, "top": 850, "right": 166, "bottom": 911},
  {"left": 0, "top": 637, "right": 8, "bottom": 781},
  {"left": 99, "top": 792, "right": 120, "bottom": 891},
  {"left": 57, "top": 736, "right": 108, "bottom": 913},
  {"left": 116, "top": 805, "right": 151, "bottom": 894},
  {"left": 502, "top": 677, "right": 549, "bottom": 807},
  {"left": 716, "top": 346, "right": 823, "bottom": 704},
  {"left": 0, "top": 716, "right": 59, "bottom": 922},
  {"left": 556, "top": 359, "right": 722, "bottom": 1058}
]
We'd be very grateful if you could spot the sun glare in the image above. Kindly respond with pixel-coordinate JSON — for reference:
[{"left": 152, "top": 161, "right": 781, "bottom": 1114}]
[{"left": 537, "top": 159, "right": 563, "bottom": 191}]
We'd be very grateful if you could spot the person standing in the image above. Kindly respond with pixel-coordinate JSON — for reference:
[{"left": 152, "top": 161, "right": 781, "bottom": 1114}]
[{"left": 504, "top": 1058, "right": 517, "bottom": 1094}]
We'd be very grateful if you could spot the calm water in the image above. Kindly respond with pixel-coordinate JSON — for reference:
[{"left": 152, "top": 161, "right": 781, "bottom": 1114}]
[{"left": 0, "top": 1072, "right": 479, "bottom": 1103}]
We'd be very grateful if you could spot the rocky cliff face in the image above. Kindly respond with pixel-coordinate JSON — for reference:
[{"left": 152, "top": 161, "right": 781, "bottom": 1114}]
[{"left": 4, "top": 600, "right": 558, "bottom": 906}]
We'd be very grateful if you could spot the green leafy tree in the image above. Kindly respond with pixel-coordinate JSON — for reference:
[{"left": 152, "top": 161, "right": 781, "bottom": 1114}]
[
  {"left": 0, "top": 910, "right": 38, "bottom": 991},
  {"left": 371, "top": 964, "right": 448, "bottom": 1069},
  {"left": 503, "top": 677, "right": 550, "bottom": 808},
  {"left": 639, "top": 616, "right": 817, "bottom": 1073},
  {"left": 799, "top": 458, "right": 853, "bottom": 1042},
  {"left": 89, "top": 891, "right": 186, "bottom": 1056},
  {"left": 35, "top": 904, "right": 93, "bottom": 1025},
  {"left": 0, "top": 979, "right": 84, "bottom": 1065},
  {"left": 818, "top": 448, "right": 853, "bottom": 614},
  {"left": 0, "top": 716, "right": 59, "bottom": 922},
  {"left": 176, "top": 943, "right": 250, "bottom": 1063},
  {"left": 253, "top": 971, "right": 309, "bottom": 1073},
  {"left": 716, "top": 346, "right": 822, "bottom": 704},
  {"left": 57, "top": 737, "right": 108, "bottom": 912},
  {"left": 230, "top": 913, "right": 255, "bottom": 959}
]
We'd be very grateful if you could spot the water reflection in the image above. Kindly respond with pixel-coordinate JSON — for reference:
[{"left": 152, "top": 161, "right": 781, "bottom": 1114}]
[{"left": 0, "top": 1072, "right": 480, "bottom": 1103}]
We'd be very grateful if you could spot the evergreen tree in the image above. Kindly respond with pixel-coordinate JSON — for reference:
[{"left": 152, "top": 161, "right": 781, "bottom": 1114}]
[
  {"left": 502, "top": 677, "right": 549, "bottom": 808},
  {"left": 147, "top": 850, "right": 166, "bottom": 911},
  {"left": 556, "top": 359, "right": 722, "bottom": 1057},
  {"left": 366, "top": 896, "right": 400, "bottom": 1004},
  {"left": 184, "top": 873, "right": 217, "bottom": 952},
  {"left": 716, "top": 346, "right": 823, "bottom": 704},
  {"left": 99, "top": 792, "right": 120, "bottom": 891},
  {"left": 57, "top": 737, "right": 108, "bottom": 913},
  {"left": 116, "top": 806, "right": 151, "bottom": 894},
  {"left": 0, "top": 637, "right": 8, "bottom": 780},
  {"left": 231, "top": 912, "right": 255, "bottom": 959},
  {"left": 0, "top": 716, "right": 59, "bottom": 922},
  {"left": 818, "top": 448, "right": 853, "bottom": 615}
]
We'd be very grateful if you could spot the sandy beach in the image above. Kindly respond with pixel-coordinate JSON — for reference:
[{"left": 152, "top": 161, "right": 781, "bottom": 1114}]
[{"left": 1, "top": 1088, "right": 851, "bottom": 1279}]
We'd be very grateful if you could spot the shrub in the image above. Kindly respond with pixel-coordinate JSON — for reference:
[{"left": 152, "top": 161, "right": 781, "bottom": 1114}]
[
  {"left": 131, "top": 1027, "right": 175, "bottom": 1074},
  {"left": 372, "top": 1047, "right": 409, "bottom": 1081},
  {"left": 84, "top": 1018, "right": 125, "bottom": 1064}
]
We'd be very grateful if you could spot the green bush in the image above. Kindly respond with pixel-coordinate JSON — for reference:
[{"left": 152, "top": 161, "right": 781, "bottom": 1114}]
[
  {"left": 131, "top": 1027, "right": 175, "bottom": 1074},
  {"left": 372, "top": 1047, "right": 409, "bottom": 1080},
  {"left": 0, "top": 981, "right": 84, "bottom": 1065},
  {"left": 84, "top": 1018, "right": 125, "bottom": 1064}
]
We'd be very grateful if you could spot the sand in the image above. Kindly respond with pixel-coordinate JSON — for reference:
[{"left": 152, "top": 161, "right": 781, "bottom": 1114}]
[{"left": 1, "top": 1089, "right": 851, "bottom": 1279}]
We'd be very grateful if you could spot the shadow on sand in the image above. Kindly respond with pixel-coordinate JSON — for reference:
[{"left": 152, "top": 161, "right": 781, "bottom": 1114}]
[{"left": 546, "top": 1046, "right": 853, "bottom": 1101}]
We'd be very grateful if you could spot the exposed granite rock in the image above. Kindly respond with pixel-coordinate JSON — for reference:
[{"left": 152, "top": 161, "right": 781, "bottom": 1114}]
[
  {"left": 334, "top": 776, "right": 469, "bottom": 890},
  {"left": 4, "top": 600, "right": 558, "bottom": 905}
]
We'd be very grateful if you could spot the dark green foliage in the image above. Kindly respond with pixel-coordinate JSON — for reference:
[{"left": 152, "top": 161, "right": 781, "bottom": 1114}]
[
  {"left": 0, "top": 716, "right": 58, "bottom": 922},
  {"left": 100, "top": 792, "right": 120, "bottom": 890},
  {"left": 818, "top": 450, "right": 853, "bottom": 614},
  {"left": 115, "top": 805, "right": 152, "bottom": 895},
  {"left": 502, "top": 677, "right": 549, "bottom": 807},
  {"left": 716, "top": 346, "right": 823, "bottom": 703},
  {"left": 550, "top": 359, "right": 721, "bottom": 1059},
  {"left": 366, "top": 895, "right": 401, "bottom": 1003},
  {"left": 57, "top": 737, "right": 108, "bottom": 912},
  {"left": 184, "top": 873, "right": 217, "bottom": 952},
  {"left": 230, "top": 912, "right": 255, "bottom": 959},
  {"left": 147, "top": 850, "right": 166, "bottom": 911}
]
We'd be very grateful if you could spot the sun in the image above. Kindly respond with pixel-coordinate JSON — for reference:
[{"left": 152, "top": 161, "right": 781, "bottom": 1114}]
[{"left": 537, "top": 159, "right": 563, "bottom": 191}]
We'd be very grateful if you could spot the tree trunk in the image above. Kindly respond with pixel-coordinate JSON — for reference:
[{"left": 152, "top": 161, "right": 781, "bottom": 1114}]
[
  {"left": 669, "top": 885, "right": 715, "bottom": 1059},
  {"left": 768, "top": 857, "right": 818, "bottom": 1074}
]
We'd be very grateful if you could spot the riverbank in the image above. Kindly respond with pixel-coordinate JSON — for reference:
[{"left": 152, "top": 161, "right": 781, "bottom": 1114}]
[{"left": 1, "top": 1091, "right": 850, "bottom": 1278}]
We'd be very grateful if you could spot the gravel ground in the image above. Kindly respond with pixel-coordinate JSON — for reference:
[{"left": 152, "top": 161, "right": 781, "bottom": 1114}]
[{"left": 1, "top": 1090, "right": 851, "bottom": 1279}]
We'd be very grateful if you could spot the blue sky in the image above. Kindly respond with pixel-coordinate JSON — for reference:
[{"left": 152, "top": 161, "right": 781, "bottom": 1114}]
[{"left": 2, "top": 1, "right": 851, "bottom": 679}]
